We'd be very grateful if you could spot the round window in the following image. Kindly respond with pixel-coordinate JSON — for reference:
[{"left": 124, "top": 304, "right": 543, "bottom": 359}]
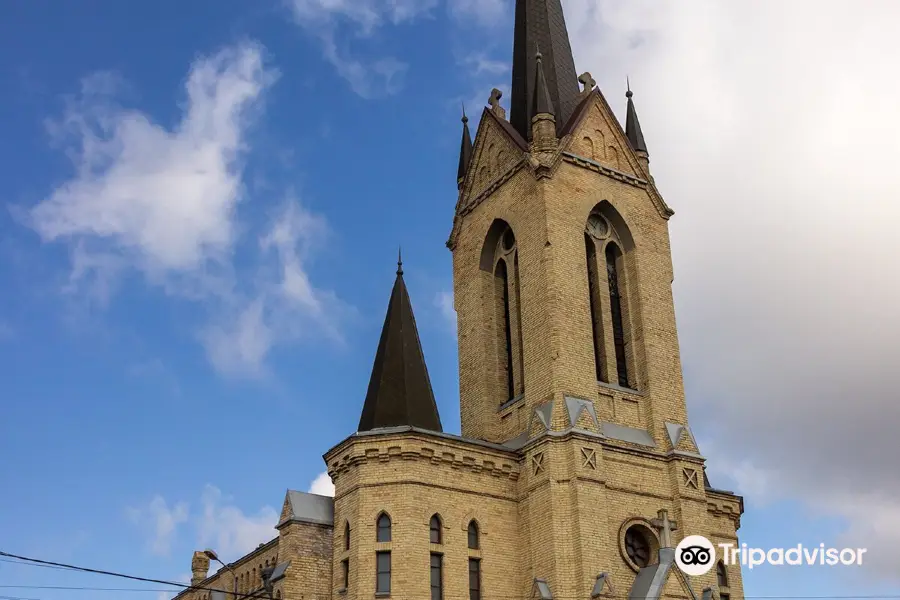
[{"left": 624, "top": 525, "right": 652, "bottom": 568}]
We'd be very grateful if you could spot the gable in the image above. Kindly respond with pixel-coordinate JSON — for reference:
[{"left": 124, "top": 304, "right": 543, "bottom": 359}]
[
  {"left": 566, "top": 94, "right": 640, "bottom": 176},
  {"left": 458, "top": 109, "right": 527, "bottom": 214}
]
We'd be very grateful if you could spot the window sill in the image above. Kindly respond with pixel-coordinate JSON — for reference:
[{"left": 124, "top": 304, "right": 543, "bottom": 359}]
[
  {"left": 597, "top": 380, "right": 644, "bottom": 396},
  {"left": 375, "top": 593, "right": 391, "bottom": 598},
  {"left": 337, "top": 589, "right": 347, "bottom": 595}
]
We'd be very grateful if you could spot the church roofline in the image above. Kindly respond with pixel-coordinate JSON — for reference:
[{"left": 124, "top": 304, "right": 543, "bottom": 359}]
[{"left": 323, "top": 425, "right": 520, "bottom": 463}]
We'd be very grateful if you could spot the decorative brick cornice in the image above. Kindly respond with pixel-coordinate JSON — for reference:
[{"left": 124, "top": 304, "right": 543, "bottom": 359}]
[{"left": 562, "top": 152, "right": 674, "bottom": 219}]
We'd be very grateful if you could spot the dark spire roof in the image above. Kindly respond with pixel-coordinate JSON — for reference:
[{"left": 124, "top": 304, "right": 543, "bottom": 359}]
[
  {"left": 625, "top": 79, "right": 648, "bottom": 154},
  {"left": 457, "top": 106, "right": 473, "bottom": 187},
  {"left": 510, "top": 0, "right": 580, "bottom": 140},
  {"left": 532, "top": 49, "right": 555, "bottom": 119},
  {"left": 357, "top": 255, "right": 443, "bottom": 433}
]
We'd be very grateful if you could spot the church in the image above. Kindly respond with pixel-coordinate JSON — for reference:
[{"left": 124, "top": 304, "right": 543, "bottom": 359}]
[{"left": 177, "top": 1, "right": 745, "bottom": 599}]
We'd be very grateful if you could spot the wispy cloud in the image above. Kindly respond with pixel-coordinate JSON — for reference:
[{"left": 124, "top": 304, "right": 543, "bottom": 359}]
[
  {"left": 129, "top": 486, "right": 279, "bottom": 563},
  {"left": 197, "top": 485, "right": 279, "bottom": 559},
  {"left": 434, "top": 290, "right": 456, "bottom": 334},
  {"left": 287, "top": 0, "right": 437, "bottom": 98},
  {"left": 126, "top": 495, "right": 189, "bottom": 557},
  {"left": 25, "top": 42, "right": 349, "bottom": 376},
  {"left": 448, "top": 0, "right": 508, "bottom": 27}
]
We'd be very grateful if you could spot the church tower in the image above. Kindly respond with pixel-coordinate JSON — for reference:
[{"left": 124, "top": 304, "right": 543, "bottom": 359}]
[{"left": 448, "top": 0, "right": 745, "bottom": 597}]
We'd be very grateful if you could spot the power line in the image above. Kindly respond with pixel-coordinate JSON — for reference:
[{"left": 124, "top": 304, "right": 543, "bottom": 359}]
[
  {"left": 0, "top": 587, "right": 175, "bottom": 593},
  {"left": 0, "top": 552, "right": 269, "bottom": 600},
  {"left": 2, "top": 551, "right": 900, "bottom": 600}
]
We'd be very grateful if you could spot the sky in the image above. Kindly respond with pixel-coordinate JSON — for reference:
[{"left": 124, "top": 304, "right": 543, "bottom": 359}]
[{"left": 1, "top": 0, "right": 899, "bottom": 599}]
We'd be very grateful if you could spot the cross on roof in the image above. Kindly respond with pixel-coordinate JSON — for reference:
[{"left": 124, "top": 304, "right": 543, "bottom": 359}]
[{"left": 650, "top": 509, "right": 678, "bottom": 549}]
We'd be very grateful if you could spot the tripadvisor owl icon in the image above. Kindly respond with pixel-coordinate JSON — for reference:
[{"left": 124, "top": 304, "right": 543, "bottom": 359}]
[{"left": 675, "top": 535, "right": 716, "bottom": 576}]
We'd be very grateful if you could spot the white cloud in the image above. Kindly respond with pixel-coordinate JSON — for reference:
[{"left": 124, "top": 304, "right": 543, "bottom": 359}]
[
  {"left": 561, "top": 0, "right": 900, "bottom": 573},
  {"left": 126, "top": 495, "right": 189, "bottom": 556},
  {"left": 198, "top": 485, "right": 279, "bottom": 560},
  {"left": 308, "top": 471, "right": 335, "bottom": 497},
  {"left": 287, "top": 0, "right": 435, "bottom": 98},
  {"left": 30, "top": 43, "right": 275, "bottom": 278},
  {"left": 26, "top": 43, "right": 348, "bottom": 376}
]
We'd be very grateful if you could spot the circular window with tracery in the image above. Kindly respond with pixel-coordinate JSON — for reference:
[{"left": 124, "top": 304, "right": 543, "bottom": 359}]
[{"left": 619, "top": 520, "right": 659, "bottom": 572}]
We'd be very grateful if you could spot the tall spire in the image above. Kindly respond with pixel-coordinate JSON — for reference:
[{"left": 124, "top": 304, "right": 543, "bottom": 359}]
[
  {"left": 510, "top": 0, "right": 581, "bottom": 141},
  {"left": 457, "top": 106, "right": 473, "bottom": 188},
  {"left": 357, "top": 257, "right": 443, "bottom": 433},
  {"left": 625, "top": 79, "right": 648, "bottom": 154}
]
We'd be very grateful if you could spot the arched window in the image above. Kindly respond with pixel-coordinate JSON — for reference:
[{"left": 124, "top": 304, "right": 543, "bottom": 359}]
[
  {"left": 252, "top": 568, "right": 257, "bottom": 588},
  {"left": 717, "top": 561, "right": 728, "bottom": 588},
  {"left": 482, "top": 221, "right": 525, "bottom": 405},
  {"left": 345, "top": 521, "right": 351, "bottom": 551},
  {"left": 430, "top": 514, "right": 442, "bottom": 544},
  {"left": 606, "top": 243, "right": 629, "bottom": 387},
  {"left": 376, "top": 513, "right": 392, "bottom": 543},
  {"left": 585, "top": 231, "right": 607, "bottom": 383},
  {"left": 467, "top": 520, "right": 480, "bottom": 549}
]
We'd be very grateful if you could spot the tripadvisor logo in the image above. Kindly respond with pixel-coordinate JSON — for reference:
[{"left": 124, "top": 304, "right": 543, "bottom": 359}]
[
  {"left": 675, "top": 535, "right": 868, "bottom": 573},
  {"left": 675, "top": 535, "right": 716, "bottom": 576}
]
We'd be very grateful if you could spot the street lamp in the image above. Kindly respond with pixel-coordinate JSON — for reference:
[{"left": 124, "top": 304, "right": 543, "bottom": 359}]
[{"left": 204, "top": 549, "right": 238, "bottom": 600}]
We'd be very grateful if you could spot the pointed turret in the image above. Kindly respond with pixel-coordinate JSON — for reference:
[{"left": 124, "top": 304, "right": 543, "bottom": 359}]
[
  {"left": 625, "top": 80, "right": 648, "bottom": 154},
  {"left": 357, "top": 252, "right": 443, "bottom": 433},
  {"left": 532, "top": 50, "right": 555, "bottom": 119},
  {"left": 457, "top": 107, "right": 473, "bottom": 189},
  {"left": 530, "top": 50, "right": 558, "bottom": 153},
  {"left": 510, "top": 0, "right": 581, "bottom": 141}
]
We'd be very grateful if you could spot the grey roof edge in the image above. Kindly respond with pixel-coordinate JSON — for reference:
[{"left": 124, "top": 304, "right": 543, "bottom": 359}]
[
  {"left": 278, "top": 490, "right": 334, "bottom": 529},
  {"left": 628, "top": 547, "right": 675, "bottom": 600},
  {"left": 666, "top": 449, "right": 705, "bottom": 460},
  {"left": 323, "top": 425, "right": 520, "bottom": 462},
  {"left": 269, "top": 560, "right": 290, "bottom": 583},
  {"left": 601, "top": 421, "right": 657, "bottom": 447}
]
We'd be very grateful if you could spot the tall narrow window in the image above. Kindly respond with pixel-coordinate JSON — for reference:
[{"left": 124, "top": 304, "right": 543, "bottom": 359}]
[
  {"left": 468, "top": 558, "right": 481, "bottom": 600},
  {"left": 376, "top": 513, "right": 391, "bottom": 543},
  {"left": 717, "top": 561, "right": 728, "bottom": 588},
  {"left": 341, "top": 558, "right": 349, "bottom": 589},
  {"left": 430, "top": 553, "right": 443, "bottom": 600},
  {"left": 585, "top": 233, "right": 607, "bottom": 382},
  {"left": 344, "top": 521, "right": 351, "bottom": 551},
  {"left": 430, "top": 515, "right": 442, "bottom": 544},
  {"left": 606, "top": 243, "right": 629, "bottom": 387},
  {"left": 512, "top": 251, "right": 525, "bottom": 396},
  {"left": 467, "top": 521, "right": 480, "bottom": 549},
  {"left": 495, "top": 259, "right": 515, "bottom": 401},
  {"left": 376, "top": 551, "right": 391, "bottom": 595}
]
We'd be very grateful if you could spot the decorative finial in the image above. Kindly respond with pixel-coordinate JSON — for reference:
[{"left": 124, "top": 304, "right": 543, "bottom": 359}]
[
  {"left": 489, "top": 88, "right": 503, "bottom": 110},
  {"left": 535, "top": 44, "right": 543, "bottom": 62},
  {"left": 461, "top": 102, "right": 468, "bottom": 124},
  {"left": 397, "top": 247, "right": 403, "bottom": 276},
  {"left": 578, "top": 72, "right": 596, "bottom": 94},
  {"left": 626, "top": 76, "right": 633, "bottom": 98}
]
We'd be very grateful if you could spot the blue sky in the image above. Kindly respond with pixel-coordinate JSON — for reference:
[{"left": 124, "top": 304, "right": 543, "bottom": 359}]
[{"left": 2, "top": 1, "right": 900, "bottom": 599}]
